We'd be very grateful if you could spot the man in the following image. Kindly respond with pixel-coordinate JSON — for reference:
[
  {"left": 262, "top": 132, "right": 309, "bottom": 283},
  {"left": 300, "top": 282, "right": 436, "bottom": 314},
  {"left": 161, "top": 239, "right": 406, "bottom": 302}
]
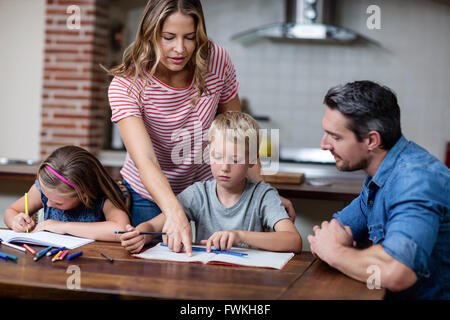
[{"left": 308, "top": 81, "right": 449, "bottom": 299}]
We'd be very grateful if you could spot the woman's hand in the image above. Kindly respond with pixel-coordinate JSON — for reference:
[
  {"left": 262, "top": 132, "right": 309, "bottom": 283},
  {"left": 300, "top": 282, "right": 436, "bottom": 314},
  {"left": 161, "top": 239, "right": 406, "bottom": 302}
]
[
  {"left": 161, "top": 209, "right": 193, "bottom": 256},
  {"left": 200, "top": 230, "right": 241, "bottom": 252},
  {"left": 10, "top": 213, "right": 35, "bottom": 233},
  {"left": 33, "top": 219, "right": 66, "bottom": 234}
]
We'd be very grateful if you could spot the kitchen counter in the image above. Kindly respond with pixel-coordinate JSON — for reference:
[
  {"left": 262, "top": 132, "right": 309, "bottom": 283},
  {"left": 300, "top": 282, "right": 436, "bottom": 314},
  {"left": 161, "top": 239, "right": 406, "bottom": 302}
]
[{"left": 0, "top": 162, "right": 364, "bottom": 202}]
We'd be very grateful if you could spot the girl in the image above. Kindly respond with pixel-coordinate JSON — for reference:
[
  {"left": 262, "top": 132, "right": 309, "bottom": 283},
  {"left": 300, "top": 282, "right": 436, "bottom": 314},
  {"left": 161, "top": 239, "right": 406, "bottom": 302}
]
[
  {"left": 4, "top": 146, "right": 131, "bottom": 242},
  {"left": 107, "top": 0, "right": 295, "bottom": 255}
]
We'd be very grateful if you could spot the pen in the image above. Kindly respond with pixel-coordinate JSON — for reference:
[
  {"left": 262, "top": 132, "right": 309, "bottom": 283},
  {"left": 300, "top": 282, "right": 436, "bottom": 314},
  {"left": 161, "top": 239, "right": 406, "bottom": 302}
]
[
  {"left": 0, "top": 239, "right": 26, "bottom": 252},
  {"left": 34, "top": 246, "right": 53, "bottom": 261},
  {"left": 67, "top": 251, "right": 83, "bottom": 260},
  {"left": 23, "top": 244, "right": 36, "bottom": 255},
  {"left": 160, "top": 243, "right": 248, "bottom": 257},
  {"left": 25, "top": 193, "right": 29, "bottom": 233},
  {"left": 114, "top": 231, "right": 167, "bottom": 235},
  {"left": 100, "top": 252, "right": 114, "bottom": 263}
]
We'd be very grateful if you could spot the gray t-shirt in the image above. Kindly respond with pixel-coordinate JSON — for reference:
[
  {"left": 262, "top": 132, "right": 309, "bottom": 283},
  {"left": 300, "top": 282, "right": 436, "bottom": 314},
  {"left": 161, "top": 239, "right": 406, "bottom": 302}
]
[{"left": 177, "top": 179, "right": 290, "bottom": 242}]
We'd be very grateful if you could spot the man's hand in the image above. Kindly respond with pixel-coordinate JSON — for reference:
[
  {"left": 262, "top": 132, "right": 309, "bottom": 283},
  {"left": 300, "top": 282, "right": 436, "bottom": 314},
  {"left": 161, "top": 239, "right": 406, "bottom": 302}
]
[{"left": 307, "top": 219, "right": 356, "bottom": 264}]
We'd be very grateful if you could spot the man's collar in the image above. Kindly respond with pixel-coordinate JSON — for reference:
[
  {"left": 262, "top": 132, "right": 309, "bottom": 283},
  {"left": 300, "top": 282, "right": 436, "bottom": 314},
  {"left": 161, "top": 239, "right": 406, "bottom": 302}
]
[{"left": 368, "top": 136, "right": 408, "bottom": 188}]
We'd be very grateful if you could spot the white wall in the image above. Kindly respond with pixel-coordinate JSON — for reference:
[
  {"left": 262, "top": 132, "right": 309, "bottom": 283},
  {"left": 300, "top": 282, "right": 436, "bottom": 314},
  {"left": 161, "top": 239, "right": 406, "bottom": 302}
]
[
  {"left": 203, "top": 0, "right": 450, "bottom": 161},
  {"left": 0, "top": 0, "right": 45, "bottom": 161}
]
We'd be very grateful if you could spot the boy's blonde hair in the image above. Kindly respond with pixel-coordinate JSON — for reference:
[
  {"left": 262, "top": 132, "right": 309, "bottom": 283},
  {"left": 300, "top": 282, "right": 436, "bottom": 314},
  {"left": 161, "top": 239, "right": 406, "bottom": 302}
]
[{"left": 208, "top": 111, "right": 260, "bottom": 163}]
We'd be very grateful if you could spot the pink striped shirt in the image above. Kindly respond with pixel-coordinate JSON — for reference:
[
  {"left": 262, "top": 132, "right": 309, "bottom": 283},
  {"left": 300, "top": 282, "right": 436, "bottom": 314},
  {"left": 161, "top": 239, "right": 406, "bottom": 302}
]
[{"left": 108, "top": 42, "right": 239, "bottom": 200}]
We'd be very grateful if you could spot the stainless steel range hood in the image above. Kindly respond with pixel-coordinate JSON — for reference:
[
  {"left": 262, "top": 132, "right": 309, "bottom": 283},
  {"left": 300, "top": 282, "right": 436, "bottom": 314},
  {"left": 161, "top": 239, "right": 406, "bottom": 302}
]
[{"left": 232, "top": 0, "right": 367, "bottom": 44}]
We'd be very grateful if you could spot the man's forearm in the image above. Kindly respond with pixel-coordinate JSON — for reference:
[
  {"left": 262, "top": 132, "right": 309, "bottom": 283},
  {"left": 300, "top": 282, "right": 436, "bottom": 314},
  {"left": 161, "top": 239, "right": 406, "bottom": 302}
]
[{"left": 327, "top": 244, "right": 417, "bottom": 291}]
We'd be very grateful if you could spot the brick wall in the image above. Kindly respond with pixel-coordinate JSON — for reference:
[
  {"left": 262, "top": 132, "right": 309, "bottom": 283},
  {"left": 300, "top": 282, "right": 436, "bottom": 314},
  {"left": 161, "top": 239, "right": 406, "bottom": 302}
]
[{"left": 41, "top": 0, "right": 110, "bottom": 158}]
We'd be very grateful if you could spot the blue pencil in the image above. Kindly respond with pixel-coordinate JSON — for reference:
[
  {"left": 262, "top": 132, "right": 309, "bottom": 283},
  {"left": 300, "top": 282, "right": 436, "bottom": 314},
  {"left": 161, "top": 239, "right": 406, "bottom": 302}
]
[
  {"left": 34, "top": 246, "right": 53, "bottom": 261},
  {"left": 159, "top": 243, "right": 248, "bottom": 257},
  {"left": 114, "top": 231, "right": 166, "bottom": 235},
  {"left": 47, "top": 246, "right": 66, "bottom": 257},
  {"left": 0, "top": 252, "right": 18, "bottom": 261},
  {"left": 67, "top": 251, "right": 83, "bottom": 260}
]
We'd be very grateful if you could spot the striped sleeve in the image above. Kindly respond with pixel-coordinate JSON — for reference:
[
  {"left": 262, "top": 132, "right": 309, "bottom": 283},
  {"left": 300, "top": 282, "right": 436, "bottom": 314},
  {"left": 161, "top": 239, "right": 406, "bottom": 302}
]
[
  {"left": 108, "top": 76, "right": 144, "bottom": 123},
  {"left": 210, "top": 43, "right": 239, "bottom": 104}
]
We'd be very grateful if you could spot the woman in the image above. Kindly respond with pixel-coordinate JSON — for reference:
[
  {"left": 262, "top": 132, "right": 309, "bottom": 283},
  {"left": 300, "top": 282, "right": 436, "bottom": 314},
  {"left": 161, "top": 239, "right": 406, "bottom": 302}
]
[{"left": 108, "top": 0, "right": 294, "bottom": 255}]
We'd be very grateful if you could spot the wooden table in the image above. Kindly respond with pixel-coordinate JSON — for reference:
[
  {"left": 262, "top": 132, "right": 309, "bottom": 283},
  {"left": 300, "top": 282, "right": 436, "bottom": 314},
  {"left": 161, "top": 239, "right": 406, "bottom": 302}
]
[{"left": 0, "top": 241, "right": 385, "bottom": 300}]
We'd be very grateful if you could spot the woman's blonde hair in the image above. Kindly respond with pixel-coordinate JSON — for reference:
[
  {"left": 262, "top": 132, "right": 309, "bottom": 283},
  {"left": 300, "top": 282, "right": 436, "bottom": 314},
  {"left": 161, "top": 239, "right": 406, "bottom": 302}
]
[
  {"left": 38, "top": 146, "right": 130, "bottom": 217},
  {"left": 208, "top": 111, "right": 260, "bottom": 163},
  {"left": 108, "top": 0, "right": 210, "bottom": 104}
]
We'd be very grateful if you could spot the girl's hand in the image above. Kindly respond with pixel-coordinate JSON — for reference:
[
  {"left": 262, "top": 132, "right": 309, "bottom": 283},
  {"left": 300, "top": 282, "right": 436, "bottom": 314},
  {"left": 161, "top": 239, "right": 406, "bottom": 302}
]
[
  {"left": 120, "top": 224, "right": 146, "bottom": 254},
  {"left": 11, "top": 213, "right": 35, "bottom": 233},
  {"left": 33, "top": 219, "right": 66, "bottom": 234},
  {"left": 201, "top": 230, "right": 241, "bottom": 252}
]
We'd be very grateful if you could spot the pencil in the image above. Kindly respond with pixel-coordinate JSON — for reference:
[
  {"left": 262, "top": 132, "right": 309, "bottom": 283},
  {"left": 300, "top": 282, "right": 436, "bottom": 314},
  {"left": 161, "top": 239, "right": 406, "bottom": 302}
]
[
  {"left": 23, "top": 243, "right": 36, "bottom": 255},
  {"left": 24, "top": 193, "right": 29, "bottom": 233},
  {"left": 0, "top": 240, "right": 26, "bottom": 252},
  {"left": 100, "top": 251, "right": 114, "bottom": 263},
  {"left": 52, "top": 250, "right": 62, "bottom": 262},
  {"left": 114, "top": 231, "right": 166, "bottom": 235},
  {"left": 58, "top": 249, "right": 69, "bottom": 260}
]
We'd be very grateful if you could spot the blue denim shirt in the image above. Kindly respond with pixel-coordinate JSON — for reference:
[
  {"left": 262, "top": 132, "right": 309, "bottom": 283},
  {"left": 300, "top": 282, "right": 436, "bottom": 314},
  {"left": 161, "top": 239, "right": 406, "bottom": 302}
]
[{"left": 333, "top": 136, "right": 450, "bottom": 300}]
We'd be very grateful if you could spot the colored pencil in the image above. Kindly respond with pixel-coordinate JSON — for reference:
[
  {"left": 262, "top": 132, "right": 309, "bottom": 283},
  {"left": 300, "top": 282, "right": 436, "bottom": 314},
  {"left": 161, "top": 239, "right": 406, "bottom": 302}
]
[
  {"left": 34, "top": 246, "right": 53, "bottom": 261},
  {"left": 58, "top": 249, "right": 69, "bottom": 260},
  {"left": 0, "top": 240, "right": 26, "bottom": 252},
  {"left": 67, "top": 251, "right": 83, "bottom": 260},
  {"left": 114, "top": 231, "right": 166, "bottom": 235},
  {"left": 47, "top": 246, "right": 66, "bottom": 257},
  {"left": 24, "top": 193, "right": 29, "bottom": 233},
  {"left": 100, "top": 251, "right": 114, "bottom": 263},
  {"left": 2, "top": 252, "right": 18, "bottom": 261},
  {"left": 52, "top": 250, "right": 62, "bottom": 262},
  {"left": 23, "top": 244, "right": 36, "bottom": 255}
]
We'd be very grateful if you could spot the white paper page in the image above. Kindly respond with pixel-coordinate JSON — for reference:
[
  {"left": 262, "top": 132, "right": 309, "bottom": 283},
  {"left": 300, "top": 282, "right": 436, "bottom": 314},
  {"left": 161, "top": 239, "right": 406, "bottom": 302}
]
[
  {"left": 134, "top": 243, "right": 294, "bottom": 269},
  {"left": 209, "top": 248, "right": 294, "bottom": 270},
  {"left": 0, "top": 229, "right": 94, "bottom": 249}
]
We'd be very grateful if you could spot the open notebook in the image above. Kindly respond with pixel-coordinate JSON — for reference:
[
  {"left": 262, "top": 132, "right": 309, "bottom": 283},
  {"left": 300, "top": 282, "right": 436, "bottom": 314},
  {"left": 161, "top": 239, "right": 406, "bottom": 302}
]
[
  {"left": 133, "top": 243, "right": 294, "bottom": 270},
  {"left": 0, "top": 230, "right": 94, "bottom": 250}
]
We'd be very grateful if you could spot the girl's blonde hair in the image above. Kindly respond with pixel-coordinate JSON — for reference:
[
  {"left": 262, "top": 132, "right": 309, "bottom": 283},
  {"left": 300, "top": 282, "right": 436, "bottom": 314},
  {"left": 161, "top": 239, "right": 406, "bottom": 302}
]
[
  {"left": 108, "top": 0, "right": 210, "bottom": 104},
  {"left": 208, "top": 111, "right": 260, "bottom": 163},
  {"left": 38, "top": 146, "right": 130, "bottom": 217}
]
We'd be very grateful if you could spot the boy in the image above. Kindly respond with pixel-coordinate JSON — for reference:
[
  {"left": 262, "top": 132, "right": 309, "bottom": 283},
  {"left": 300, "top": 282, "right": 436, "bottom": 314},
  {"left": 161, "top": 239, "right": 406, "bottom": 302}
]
[{"left": 120, "top": 111, "right": 302, "bottom": 254}]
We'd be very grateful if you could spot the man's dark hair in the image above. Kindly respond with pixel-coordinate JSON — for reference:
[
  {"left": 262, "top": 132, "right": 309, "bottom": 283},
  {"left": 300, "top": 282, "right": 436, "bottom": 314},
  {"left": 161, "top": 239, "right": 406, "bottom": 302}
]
[{"left": 323, "top": 80, "right": 402, "bottom": 150}]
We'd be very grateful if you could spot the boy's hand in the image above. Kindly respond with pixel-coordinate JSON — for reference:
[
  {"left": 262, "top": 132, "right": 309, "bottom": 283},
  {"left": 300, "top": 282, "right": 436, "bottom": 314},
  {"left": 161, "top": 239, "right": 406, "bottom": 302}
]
[
  {"left": 120, "top": 224, "right": 146, "bottom": 254},
  {"left": 11, "top": 213, "right": 35, "bottom": 233},
  {"left": 33, "top": 219, "right": 65, "bottom": 234},
  {"left": 201, "top": 230, "right": 241, "bottom": 252}
]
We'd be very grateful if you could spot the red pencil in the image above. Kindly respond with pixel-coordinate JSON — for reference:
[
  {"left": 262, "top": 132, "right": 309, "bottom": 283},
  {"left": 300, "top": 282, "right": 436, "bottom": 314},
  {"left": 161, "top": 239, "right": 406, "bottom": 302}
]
[
  {"left": 58, "top": 249, "right": 69, "bottom": 260},
  {"left": 23, "top": 244, "right": 36, "bottom": 255}
]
